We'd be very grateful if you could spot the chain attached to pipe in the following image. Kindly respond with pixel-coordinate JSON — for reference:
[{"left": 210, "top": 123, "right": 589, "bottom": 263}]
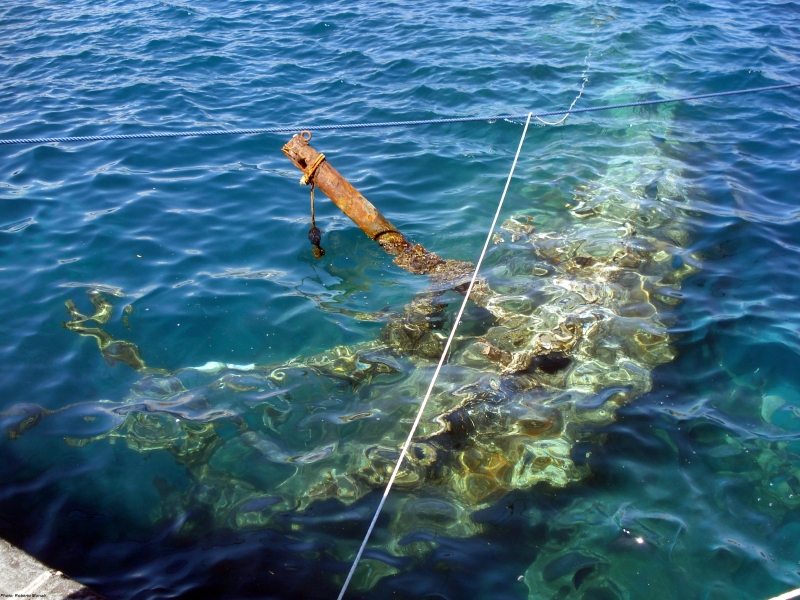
[
  {"left": 296, "top": 132, "right": 326, "bottom": 259},
  {"left": 308, "top": 182, "right": 324, "bottom": 259}
]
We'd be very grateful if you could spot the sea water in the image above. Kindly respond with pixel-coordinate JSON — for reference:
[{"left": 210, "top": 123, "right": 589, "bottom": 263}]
[{"left": 1, "top": 1, "right": 799, "bottom": 599}]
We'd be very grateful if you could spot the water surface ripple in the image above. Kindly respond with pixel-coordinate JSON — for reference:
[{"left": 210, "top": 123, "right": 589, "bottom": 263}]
[{"left": 1, "top": 1, "right": 799, "bottom": 599}]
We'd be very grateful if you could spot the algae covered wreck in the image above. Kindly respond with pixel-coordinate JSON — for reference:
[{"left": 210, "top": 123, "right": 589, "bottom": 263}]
[{"left": 3, "top": 110, "right": 699, "bottom": 591}]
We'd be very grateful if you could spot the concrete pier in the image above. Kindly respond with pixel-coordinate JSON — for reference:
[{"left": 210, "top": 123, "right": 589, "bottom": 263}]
[{"left": 0, "top": 537, "right": 105, "bottom": 599}]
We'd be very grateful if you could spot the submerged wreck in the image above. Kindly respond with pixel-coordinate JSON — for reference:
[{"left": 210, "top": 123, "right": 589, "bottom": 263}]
[{"left": 4, "top": 123, "right": 699, "bottom": 591}]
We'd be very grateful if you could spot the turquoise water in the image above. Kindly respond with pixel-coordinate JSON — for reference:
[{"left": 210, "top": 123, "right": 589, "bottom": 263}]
[{"left": 2, "top": 1, "right": 800, "bottom": 599}]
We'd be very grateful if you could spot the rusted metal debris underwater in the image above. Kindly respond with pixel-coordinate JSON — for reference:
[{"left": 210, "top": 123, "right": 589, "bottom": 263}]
[{"left": 3, "top": 109, "right": 705, "bottom": 594}]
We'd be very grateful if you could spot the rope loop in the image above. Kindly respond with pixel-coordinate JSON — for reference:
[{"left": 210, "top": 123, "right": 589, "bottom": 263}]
[{"left": 300, "top": 153, "right": 326, "bottom": 186}]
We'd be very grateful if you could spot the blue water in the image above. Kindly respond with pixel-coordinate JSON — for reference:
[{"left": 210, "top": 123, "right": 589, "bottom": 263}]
[{"left": 2, "top": 1, "right": 800, "bottom": 599}]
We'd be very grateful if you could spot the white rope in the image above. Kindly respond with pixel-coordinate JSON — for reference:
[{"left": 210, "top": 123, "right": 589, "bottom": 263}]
[
  {"left": 335, "top": 112, "right": 533, "bottom": 600},
  {"left": 536, "top": 50, "right": 591, "bottom": 126},
  {"left": 767, "top": 588, "right": 800, "bottom": 600}
]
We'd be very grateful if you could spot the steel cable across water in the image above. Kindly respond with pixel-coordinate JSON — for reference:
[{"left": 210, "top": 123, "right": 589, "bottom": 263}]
[{"left": 0, "top": 83, "right": 797, "bottom": 147}]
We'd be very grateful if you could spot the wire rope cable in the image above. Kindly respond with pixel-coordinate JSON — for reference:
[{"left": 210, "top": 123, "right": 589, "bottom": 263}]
[
  {"left": 335, "top": 112, "right": 533, "bottom": 600},
  {"left": 535, "top": 49, "right": 591, "bottom": 126},
  {"left": 0, "top": 83, "right": 796, "bottom": 147}
]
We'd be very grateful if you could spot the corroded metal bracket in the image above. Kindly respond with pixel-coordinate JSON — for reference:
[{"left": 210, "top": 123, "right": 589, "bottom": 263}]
[{"left": 282, "top": 132, "right": 476, "bottom": 289}]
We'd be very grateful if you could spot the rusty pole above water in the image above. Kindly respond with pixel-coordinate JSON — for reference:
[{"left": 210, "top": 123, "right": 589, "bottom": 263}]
[
  {"left": 282, "top": 131, "right": 408, "bottom": 253},
  {"left": 282, "top": 132, "right": 477, "bottom": 288}
]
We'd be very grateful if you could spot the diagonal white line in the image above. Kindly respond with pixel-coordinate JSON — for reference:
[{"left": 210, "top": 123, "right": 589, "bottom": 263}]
[
  {"left": 336, "top": 112, "right": 533, "bottom": 600},
  {"left": 767, "top": 589, "right": 800, "bottom": 600}
]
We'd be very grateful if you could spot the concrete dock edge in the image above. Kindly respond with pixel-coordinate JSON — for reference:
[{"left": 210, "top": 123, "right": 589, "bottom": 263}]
[{"left": 0, "top": 537, "right": 105, "bottom": 599}]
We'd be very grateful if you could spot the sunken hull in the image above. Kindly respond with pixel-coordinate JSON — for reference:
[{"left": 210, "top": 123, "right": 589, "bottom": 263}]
[{"left": 4, "top": 106, "right": 699, "bottom": 590}]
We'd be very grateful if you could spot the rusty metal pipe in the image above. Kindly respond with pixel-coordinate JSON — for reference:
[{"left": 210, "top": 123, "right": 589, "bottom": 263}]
[
  {"left": 282, "top": 132, "right": 412, "bottom": 255},
  {"left": 282, "top": 132, "right": 479, "bottom": 290}
]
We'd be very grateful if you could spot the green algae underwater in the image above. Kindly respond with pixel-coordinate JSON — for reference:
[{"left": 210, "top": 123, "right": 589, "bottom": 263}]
[
  {"left": 9, "top": 99, "right": 788, "bottom": 600},
  {"left": 2, "top": 3, "right": 800, "bottom": 593}
]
